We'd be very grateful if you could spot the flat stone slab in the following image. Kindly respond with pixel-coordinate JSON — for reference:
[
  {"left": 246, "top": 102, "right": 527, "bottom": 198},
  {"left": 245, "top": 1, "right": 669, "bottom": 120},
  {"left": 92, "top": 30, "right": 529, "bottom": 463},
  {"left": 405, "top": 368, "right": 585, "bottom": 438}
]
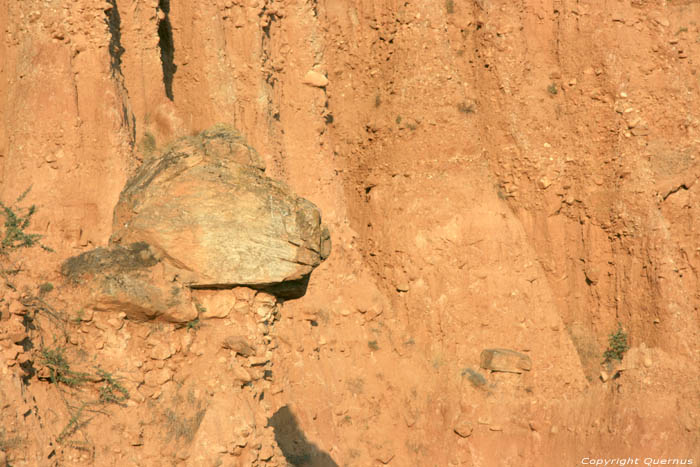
[{"left": 480, "top": 348, "right": 531, "bottom": 374}]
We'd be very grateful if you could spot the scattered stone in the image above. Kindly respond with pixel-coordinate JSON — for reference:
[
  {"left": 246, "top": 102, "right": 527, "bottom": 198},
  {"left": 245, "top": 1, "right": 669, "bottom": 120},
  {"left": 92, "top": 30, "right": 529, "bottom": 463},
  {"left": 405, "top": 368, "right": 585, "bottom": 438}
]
[
  {"left": 62, "top": 243, "right": 197, "bottom": 322},
  {"left": 233, "top": 366, "right": 253, "bottom": 384},
  {"left": 373, "top": 445, "right": 395, "bottom": 464},
  {"left": 259, "top": 444, "right": 274, "bottom": 461},
  {"left": 193, "top": 290, "right": 236, "bottom": 319},
  {"left": 537, "top": 176, "right": 552, "bottom": 190},
  {"left": 6, "top": 318, "right": 26, "bottom": 343},
  {"left": 150, "top": 342, "right": 174, "bottom": 360},
  {"left": 302, "top": 70, "right": 329, "bottom": 87},
  {"left": 453, "top": 417, "right": 473, "bottom": 438},
  {"left": 600, "top": 370, "right": 609, "bottom": 382},
  {"left": 144, "top": 368, "right": 172, "bottom": 386},
  {"left": 8, "top": 301, "right": 26, "bottom": 316},
  {"left": 222, "top": 336, "right": 257, "bottom": 357},
  {"left": 480, "top": 349, "right": 531, "bottom": 373}
]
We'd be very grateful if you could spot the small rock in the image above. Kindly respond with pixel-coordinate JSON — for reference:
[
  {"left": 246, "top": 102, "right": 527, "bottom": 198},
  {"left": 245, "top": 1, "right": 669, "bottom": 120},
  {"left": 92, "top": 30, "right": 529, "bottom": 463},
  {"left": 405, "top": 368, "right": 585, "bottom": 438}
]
[
  {"left": 233, "top": 366, "right": 252, "bottom": 384},
  {"left": 374, "top": 446, "right": 394, "bottom": 464},
  {"left": 453, "top": 418, "right": 473, "bottom": 438},
  {"left": 6, "top": 318, "right": 26, "bottom": 343},
  {"left": 480, "top": 348, "right": 531, "bottom": 373},
  {"left": 107, "top": 318, "right": 124, "bottom": 330},
  {"left": 600, "top": 371, "right": 609, "bottom": 382},
  {"left": 259, "top": 444, "right": 274, "bottom": 461},
  {"left": 150, "top": 342, "right": 174, "bottom": 360},
  {"left": 8, "top": 301, "right": 26, "bottom": 316},
  {"left": 643, "top": 355, "right": 652, "bottom": 368},
  {"left": 144, "top": 368, "right": 173, "bottom": 386},
  {"left": 537, "top": 177, "right": 552, "bottom": 189},
  {"left": 222, "top": 336, "right": 257, "bottom": 357},
  {"left": 302, "top": 70, "right": 329, "bottom": 87}
]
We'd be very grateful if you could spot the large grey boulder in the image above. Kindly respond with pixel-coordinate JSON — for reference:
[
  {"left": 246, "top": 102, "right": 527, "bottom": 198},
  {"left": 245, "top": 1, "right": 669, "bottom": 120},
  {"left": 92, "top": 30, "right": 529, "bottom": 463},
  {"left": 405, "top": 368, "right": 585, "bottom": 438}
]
[
  {"left": 62, "top": 126, "right": 331, "bottom": 322},
  {"left": 109, "top": 125, "right": 331, "bottom": 299}
]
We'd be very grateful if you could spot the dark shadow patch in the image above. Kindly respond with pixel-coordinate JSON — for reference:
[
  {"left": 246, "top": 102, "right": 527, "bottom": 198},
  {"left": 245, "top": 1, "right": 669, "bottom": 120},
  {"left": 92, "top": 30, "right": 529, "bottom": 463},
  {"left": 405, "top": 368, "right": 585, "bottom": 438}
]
[
  {"left": 104, "top": 0, "right": 125, "bottom": 75},
  {"left": 157, "top": 0, "right": 177, "bottom": 100},
  {"left": 20, "top": 360, "right": 36, "bottom": 385},
  {"left": 189, "top": 274, "right": 311, "bottom": 300},
  {"left": 268, "top": 406, "right": 337, "bottom": 467}
]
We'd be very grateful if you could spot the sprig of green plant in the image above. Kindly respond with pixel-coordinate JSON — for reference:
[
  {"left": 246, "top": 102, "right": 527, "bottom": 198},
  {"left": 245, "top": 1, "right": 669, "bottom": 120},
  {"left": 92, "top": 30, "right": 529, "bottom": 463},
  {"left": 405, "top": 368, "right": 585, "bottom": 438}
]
[
  {"left": 96, "top": 368, "right": 130, "bottom": 404},
  {"left": 0, "top": 186, "right": 53, "bottom": 254},
  {"left": 41, "top": 346, "right": 90, "bottom": 387},
  {"left": 57, "top": 403, "right": 89, "bottom": 444},
  {"left": 602, "top": 323, "right": 629, "bottom": 364}
]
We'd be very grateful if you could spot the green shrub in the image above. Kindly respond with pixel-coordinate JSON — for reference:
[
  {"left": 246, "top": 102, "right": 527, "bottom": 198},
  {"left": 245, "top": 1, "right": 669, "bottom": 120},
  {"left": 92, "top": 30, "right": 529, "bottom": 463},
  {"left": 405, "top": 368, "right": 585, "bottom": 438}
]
[
  {"left": 602, "top": 323, "right": 629, "bottom": 364},
  {"left": 41, "top": 346, "right": 89, "bottom": 387},
  {"left": 0, "top": 187, "right": 52, "bottom": 254},
  {"left": 96, "top": 368, "right": 130, "bottom": 404}
]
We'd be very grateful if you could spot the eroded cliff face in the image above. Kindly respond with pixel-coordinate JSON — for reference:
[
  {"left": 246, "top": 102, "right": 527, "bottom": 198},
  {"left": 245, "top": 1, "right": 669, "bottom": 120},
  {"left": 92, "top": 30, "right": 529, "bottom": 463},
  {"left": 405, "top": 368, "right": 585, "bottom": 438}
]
[{"left": 1, "top": 1, "right": 699, "bottom": 466}]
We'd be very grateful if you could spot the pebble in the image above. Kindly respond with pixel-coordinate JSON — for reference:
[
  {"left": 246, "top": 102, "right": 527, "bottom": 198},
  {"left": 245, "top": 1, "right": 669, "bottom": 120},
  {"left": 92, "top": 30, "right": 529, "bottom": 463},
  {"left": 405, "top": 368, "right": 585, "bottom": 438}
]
[
  {"left": 302, "top": 70, "right": 329, "bottom": 87},
  {"left": 454, "top": 419, "right": 473, "bottom": 438}
]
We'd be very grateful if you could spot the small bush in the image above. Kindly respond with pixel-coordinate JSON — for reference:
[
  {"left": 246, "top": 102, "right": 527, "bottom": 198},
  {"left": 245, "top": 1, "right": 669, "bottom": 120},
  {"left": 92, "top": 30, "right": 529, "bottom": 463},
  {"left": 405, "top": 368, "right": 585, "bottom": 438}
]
[
  {"left": 446, "top": 0, "right": 455, "bottom": 14},
  {"left": 0, "top": 187, "right": 52, "bottom": 255},
  {"left": 602, "top": 323, "right": 629, "bottom": 364},
  {"left": 39, "top": 282, "right": 54, "bottom": 295},
  {"left": 96, "top": 368, "right": 130, "bottom": 405},
  {"left": 547, "top": 83, "right": 558, "bottom": 95},
  {"left": 41, "top": 346, "right": 89, "bottom": 387}
]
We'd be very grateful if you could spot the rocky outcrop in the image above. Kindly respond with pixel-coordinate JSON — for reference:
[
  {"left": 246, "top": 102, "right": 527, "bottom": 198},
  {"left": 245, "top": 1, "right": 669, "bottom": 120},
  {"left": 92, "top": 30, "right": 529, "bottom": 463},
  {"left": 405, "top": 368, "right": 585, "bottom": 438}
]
[
  {"left": 110, "top": 125, "right": 331, "bottom": 299},
  {"left": 61, "top": 242, "right": 197, "bottom": 322},
  {"left": 480, "top": 349, "right": 532, "bottom": 374},
  {"left": 61, "top": 126, "right": 330, "bottom": 321}
]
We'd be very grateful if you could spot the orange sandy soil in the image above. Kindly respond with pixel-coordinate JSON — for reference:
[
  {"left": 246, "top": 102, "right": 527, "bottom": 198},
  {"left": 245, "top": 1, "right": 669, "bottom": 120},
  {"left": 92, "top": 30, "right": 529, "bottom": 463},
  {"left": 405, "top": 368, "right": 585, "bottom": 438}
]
[{"left": 0, "top": 1, "right": 698, "bottom": 466}]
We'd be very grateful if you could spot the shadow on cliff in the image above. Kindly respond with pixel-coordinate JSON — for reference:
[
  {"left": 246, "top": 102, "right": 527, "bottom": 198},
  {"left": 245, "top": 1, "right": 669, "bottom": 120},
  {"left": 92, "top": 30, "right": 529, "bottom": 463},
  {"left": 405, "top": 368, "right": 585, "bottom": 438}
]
[{"left": 268, "top": 405, "right": 338, "bottom": 467}]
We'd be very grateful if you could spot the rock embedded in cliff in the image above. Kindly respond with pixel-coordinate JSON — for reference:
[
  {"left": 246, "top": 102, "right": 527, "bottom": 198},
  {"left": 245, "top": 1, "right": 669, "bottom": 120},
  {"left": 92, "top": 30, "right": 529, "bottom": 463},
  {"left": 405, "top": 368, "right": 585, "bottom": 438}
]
[
  {"left": 302, "top": 70, "right": 329, "bottom": 87},
  {"left": 480, "top": 349, "right": 532, "bottom": 374},
  {"left": 61, "top": 242, "right": 197, "bottom": 322},
  {"left": 110, "top": 125, "right": 331, "bottom": 298}
]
